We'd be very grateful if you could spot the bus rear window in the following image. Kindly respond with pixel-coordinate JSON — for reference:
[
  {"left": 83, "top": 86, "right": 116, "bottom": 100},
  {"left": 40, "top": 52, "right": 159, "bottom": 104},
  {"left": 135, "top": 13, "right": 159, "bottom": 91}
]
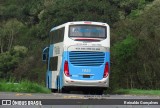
[{"left": 69, "top": 25, "right": 106, "bottom": 38}]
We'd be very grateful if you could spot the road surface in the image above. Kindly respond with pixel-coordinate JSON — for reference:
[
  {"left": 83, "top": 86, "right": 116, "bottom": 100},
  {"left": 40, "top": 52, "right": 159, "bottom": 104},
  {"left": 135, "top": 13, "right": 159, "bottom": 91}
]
[{"left": 0, "top": 92, "right": 160, "bottom": 108}]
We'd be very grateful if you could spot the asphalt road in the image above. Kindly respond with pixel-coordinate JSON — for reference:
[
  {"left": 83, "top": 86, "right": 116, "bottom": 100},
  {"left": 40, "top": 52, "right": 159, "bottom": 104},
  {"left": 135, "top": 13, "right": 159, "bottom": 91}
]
[{"left": 0, "top": 92, "right": 160, "bottom": 108}]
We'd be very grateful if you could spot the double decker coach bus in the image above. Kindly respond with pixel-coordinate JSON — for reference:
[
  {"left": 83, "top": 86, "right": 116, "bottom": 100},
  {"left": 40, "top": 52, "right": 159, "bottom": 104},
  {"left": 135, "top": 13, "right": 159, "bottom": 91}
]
[{"left": 42, "top": 21, "right": 110, "bottom": 94}]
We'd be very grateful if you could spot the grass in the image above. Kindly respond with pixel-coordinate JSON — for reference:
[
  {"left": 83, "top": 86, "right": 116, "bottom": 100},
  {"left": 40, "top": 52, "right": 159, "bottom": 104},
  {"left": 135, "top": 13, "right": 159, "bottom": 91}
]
[
  {"left": 1, "top": 79, "right": 159, "bottom": 95},
  {"left": 113, "top": 89, "right": 160, "bottom": 96},
  {"left": 0, "top": 79, "right": 51, "bottom": 93}
]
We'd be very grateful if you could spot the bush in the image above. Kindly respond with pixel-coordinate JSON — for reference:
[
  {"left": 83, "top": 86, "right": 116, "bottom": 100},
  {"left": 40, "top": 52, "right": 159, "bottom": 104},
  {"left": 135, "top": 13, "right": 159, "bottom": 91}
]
[{"left": 0, "top": 46, "right": 27, "bottom": 79}]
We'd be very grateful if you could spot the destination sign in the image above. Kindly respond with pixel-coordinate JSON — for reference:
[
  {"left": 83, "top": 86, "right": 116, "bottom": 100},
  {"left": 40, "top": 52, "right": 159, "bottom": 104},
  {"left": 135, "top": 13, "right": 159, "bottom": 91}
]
[{"left": 67, "top": 46, "right": 109, "bottom": 52}]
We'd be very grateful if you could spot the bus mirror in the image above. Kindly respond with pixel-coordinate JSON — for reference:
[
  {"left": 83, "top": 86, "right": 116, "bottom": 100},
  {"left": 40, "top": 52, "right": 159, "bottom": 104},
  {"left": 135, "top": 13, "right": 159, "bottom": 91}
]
[
  {"left": 42, "top": 47, "right": 49, "bottom": 63},
  {"left": 42, "top": 53, "right": 47, "bottom": 62}
]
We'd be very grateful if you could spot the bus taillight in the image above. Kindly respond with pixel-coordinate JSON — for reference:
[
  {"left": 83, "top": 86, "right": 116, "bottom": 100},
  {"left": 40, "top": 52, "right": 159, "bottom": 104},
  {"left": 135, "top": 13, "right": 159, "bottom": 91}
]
[
  {"left": 84, "top": 21, "right": 92, "bottom": 24},
  {"left": 64, "top": 61, "right": 70, "bottom": 77},
  {"left": 103, "top": 62, "right": 109, "bottom": 78}
]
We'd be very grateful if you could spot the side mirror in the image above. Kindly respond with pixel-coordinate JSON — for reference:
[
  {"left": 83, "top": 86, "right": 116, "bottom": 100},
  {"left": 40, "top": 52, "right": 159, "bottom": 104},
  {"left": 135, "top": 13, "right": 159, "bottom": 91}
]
[
  {"left": 42, "top": 47, "right": 49, "bottom": 63},
  {"left": 42, "top": 53, "right": 47, "bottom": 62}
]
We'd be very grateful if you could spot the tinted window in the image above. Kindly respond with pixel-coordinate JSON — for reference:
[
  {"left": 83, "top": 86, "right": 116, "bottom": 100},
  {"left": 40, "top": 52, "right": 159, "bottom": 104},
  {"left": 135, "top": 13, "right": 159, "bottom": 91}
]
[
  {"left": 50, "top": 27, "right": 64, "bottom": 44},
  {"left": 69, "top": 25, "right": 106, "bottom": 38},
  {"left": 49, "top": 57, "right": 58, "bottom": 71}
]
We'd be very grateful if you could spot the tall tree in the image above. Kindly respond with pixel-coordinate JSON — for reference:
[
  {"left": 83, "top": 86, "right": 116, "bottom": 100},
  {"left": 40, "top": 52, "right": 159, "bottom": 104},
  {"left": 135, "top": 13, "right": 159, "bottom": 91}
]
[{"left": 0, "top": 19, "right": 24, "bottom": 53}]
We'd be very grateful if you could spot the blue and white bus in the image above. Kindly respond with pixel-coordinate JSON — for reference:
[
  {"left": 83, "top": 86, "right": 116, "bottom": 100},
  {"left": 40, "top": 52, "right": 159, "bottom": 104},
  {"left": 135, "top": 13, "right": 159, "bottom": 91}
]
[{"left": 42, "top": 21, "right": 110, "bottom": 94}]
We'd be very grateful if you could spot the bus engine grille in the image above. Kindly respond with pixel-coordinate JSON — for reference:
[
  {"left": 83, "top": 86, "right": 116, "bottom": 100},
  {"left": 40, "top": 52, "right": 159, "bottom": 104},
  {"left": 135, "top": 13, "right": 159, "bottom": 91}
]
[{"left": 69, "top": 51, "right": 105, "bottom": 66}]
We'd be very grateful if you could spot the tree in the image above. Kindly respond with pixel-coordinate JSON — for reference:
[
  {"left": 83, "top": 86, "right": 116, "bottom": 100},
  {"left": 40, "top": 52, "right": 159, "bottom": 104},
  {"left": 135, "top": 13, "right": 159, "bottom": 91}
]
[
  {"left": 111, "top": 0, "right": 160, "bottom": 89},
  {"left": 0, "top": 19, "right": 24, "bottom": 53},
  {"left": 112, "top": 36, "right": 138, "bottom": 88}
]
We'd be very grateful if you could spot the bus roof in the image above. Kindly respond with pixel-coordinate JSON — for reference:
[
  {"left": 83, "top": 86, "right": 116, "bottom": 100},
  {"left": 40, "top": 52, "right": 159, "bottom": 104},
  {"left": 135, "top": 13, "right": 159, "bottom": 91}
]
[{"left": 50, "top": 21, "right": 108, "bottom": 32}]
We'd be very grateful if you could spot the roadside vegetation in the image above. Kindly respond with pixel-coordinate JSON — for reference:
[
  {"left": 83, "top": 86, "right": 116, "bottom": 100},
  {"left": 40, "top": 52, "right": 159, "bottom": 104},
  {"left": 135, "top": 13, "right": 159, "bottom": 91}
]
[
  {"left": 113, "top": 89, "right": 160, "bottom": 96},
  {"left": 0, "top": 79, "right": 51, "bottom": 93}
]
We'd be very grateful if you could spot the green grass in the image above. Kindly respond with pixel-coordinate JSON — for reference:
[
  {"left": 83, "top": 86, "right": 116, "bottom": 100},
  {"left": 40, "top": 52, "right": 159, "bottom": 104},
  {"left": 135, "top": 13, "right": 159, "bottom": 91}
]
[
  {"left": 0, "top": 79, "right": 51, "bottom": 93},
  {"left": 113, "top": 89, "right": 160, "bottom": 96}
]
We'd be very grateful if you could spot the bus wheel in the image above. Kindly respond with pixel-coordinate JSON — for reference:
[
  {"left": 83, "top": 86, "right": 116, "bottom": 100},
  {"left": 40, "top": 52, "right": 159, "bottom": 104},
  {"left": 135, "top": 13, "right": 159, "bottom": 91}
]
[{"left": 62, "top": 87, "right": 70, "bottom": 93}]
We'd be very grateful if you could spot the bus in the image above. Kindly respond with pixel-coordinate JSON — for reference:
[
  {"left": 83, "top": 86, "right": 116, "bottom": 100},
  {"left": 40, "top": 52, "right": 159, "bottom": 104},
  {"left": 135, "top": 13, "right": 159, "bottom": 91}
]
[{"left": 42, "top": 21, "right": 110, "bottom": 94}]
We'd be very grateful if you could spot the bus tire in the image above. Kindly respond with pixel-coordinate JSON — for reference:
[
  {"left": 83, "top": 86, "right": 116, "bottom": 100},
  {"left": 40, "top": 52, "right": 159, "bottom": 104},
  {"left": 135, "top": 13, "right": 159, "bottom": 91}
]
[
  {"left": 51, "top": 89, "right": 57, "bottom": 93},
  {"left": 62, "top": 87, "right": 70, "bottom": 93}
]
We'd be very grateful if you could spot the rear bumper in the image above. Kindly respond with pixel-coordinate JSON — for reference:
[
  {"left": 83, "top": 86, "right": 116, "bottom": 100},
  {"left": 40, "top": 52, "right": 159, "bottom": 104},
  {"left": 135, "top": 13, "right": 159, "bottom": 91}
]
[{"left": 63, "top": 75, "right": 109, "bottom": 87}]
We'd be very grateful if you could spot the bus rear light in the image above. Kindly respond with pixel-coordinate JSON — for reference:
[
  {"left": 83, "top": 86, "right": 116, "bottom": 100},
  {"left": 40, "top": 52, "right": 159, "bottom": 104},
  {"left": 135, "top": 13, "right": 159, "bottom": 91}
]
[
  {"left": 64, "top": 61, "right": 70, "bottom": 77},
  {"left": 84, "top": 21, "right": 92, "bottom": 24},
  {"left": 103, "top": 62, "right": 109, "bottom": 78}
]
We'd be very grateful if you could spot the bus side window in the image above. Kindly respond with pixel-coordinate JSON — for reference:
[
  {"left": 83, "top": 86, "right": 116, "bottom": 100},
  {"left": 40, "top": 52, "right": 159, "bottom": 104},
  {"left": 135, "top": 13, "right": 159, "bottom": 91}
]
[
  {"left": 49, "top": 57, "right": 58, "bottom": 71},
  {"left": 50, "top": 27, "right": 64, "bottom": 44}
]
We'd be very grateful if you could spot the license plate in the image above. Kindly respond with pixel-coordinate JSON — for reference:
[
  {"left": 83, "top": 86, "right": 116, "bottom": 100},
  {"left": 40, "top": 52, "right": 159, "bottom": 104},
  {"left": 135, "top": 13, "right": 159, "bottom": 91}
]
[{"left": 83, "top": 75, "right": 90, "bottom": 78}]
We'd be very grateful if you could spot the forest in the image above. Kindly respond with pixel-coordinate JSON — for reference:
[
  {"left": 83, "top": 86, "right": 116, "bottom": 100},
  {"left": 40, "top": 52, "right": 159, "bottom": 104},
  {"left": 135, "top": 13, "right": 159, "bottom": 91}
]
[{"left": 0, "top": 0, "right": 160, "bottom": 90}]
